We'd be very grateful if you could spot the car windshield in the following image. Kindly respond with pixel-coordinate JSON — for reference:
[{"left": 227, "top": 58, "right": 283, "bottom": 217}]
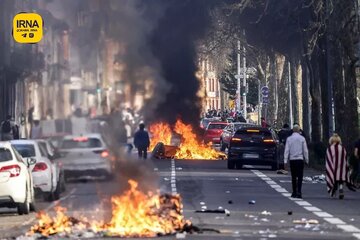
[
  {"left": 61, "top": 138, "right": 102, "bottom": 149},
  {"left": 12, "top": 144, "right": 36, "bottom": 157},
  {"left": 202, "top": 119, "right": 211, "bottom": 127},
  {"left": 207, "top": 124, "right": 227, "bottom": 130},
  {"left": 234, "top": 124, "right": 255, "bottom": 131},
  {"left": 235, "top": 129, "right": 272, "bottom": 140},
  {"left": 0, "top": 148, "right": 13, "bottom": 162}
]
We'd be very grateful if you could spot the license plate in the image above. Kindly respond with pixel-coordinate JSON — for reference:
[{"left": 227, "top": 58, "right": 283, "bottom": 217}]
[
  {"left": 213, "top": 138, "right": 220, "bottom": 141},
  {"left": 243, "top": 153, "right": 259, "bottom": 159}
]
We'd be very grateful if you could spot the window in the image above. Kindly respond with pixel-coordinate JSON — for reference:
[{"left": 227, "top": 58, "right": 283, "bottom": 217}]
[
  {"left": 208, "top": 124, "right": 227, "bottom": 130},
  {"left": 12, "top": 147, "right": 25, "bottom": 164},
  {"left": 12, "top": 144, "right": 36, "bottom": 158},
  {"left": 61, "top": 138, "right": 102, "bottom": 149},
  {"left": 0, "top": 148, "right": 13, "bottom": 162},
  {"left": 38, "top": 143, "right": 49, "bottom": 157}
]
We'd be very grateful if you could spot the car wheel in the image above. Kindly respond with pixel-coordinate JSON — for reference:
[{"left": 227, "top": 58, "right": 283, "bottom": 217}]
[
  {"left": 60, "top": 173, "right": 66, "bottom": 192},
  {"left": 45, "top": 184, "right": 60, "bottom": 202},
  {"left": 105, "top": 173, "right": 114, "bottom": 181},
  {"left": 53, "top": 182, "right": 61, "bottom": 200},
  {"left": 236, "top": 163, "right": 243, "bottom": 169},
  {"left": 271, "top": 162, "right": 278, "bottom": 171},
  {"left": 227, "top": 161, "right": 236, "bottom": 169},
  {"left": 220, "top": 140, "right": 226, "bottom": 152},
  {"left": 30, "top": 202, "right": 36, "bottom": 212},
  {"left": 18, "top": 186, "right": 30, "bottom": 215}
]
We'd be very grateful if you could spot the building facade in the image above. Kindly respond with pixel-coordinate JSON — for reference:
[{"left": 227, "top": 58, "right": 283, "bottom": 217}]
[{"left": 199, "top": 58, "right": 222, "bottom": 112}]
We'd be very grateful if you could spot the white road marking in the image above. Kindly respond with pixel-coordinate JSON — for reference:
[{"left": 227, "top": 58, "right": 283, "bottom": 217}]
[
  {"left": 304, "top": 206, "right": 322, "bottom": 212},
  {"left": 275, "top": 188, "right": 288, "bottom": 193},
  {"left": 353, "top": 233, "right": 360, "bottom": 239},
  {"left": 337, "top": 225, "right": 360, "bottom": 233},
  {"left": 251, "top": 169, "right": 360, "bottom": 237},
  {"left": 313, "top": 211, "right": 333, "bottom": 218},
  {"left": 170, "top": 159, "right": 177, "bottom": 195},
  {"left": 324, "top": 218, "right": 346, "bottom": 225},
  {"left": 295, "top": 201, "right": 312, "bottom": 206},
  {"left": 21, "top": 188, "right": 76, "bottom": 226}
]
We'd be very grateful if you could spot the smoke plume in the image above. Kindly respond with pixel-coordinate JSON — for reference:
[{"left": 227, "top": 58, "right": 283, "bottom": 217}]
[{"left": 144, "top": 0, "right": 216, "bottom": 126}]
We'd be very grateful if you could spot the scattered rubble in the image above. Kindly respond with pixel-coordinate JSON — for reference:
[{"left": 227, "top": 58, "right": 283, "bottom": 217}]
[
  {"left": 261, "top": 211, "right": 272, "bottom": 216},
  {"left": 276, "top": 169, "right": 288, "bottom": 175},
  {"left": 303, "top": 174, "right": 326, "bottom": 184},
  {"left": 293, "top": 218, "right": 319, "bottom": 224}
]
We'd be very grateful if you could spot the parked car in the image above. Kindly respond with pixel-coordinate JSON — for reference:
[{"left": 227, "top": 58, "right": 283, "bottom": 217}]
[
  {"left": 220, "top": 122, "right": 256, "bottom": 151},
  {"left": 11, "top": 140, "right": 61, "bottom": 201},
  {"left": 0, "top": 141, "right": 36, "bottom": 214},
  {"left": 37, "top": 139, "right": 66, "bottom": 193},
  {"left": 203, "top": 122, "right": 229, "bottom": 144},
  {"left": 200, "top": 117, "right": 221, "bottom": 129},
  {"left": 227, "top": 126, "right": 283, "bottom": 170},
  {"left": 58, "top": 134, "right": 113, "bottom": 180}
]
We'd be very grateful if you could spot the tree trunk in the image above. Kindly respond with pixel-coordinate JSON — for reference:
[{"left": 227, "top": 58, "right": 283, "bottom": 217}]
[
  {"left": 301, "top": 58, "right": 310, "bottom": 138},
  {"left": 319, "top": 38, "right": 329, "bottom": 143},
  {"left": 308, "top": 56, "right": 321, "bottom": 143}
]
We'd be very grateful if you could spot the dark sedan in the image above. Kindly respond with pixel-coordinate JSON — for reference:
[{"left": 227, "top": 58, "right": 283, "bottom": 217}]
[
  {"left": 227, "top": 126, "right": 283, "bottom": 170},
  {"left": 220, "top": 122, "right": 255, "bottom": 151}
]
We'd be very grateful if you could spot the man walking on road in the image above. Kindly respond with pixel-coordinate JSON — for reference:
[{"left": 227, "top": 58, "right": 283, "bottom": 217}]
[
  {"left": 134, "top": 123, "right": 150, "bottom": 159},
  {"left": 1, "top": 115, "right": 15, "bottom": 141},
  {"left": 284, "top": 124, "right": 309, "bottom": 198}
]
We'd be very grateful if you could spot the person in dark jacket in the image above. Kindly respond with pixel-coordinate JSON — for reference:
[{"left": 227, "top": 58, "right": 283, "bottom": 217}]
[
  {"left": 278, "top": 123, "right": 292, "bottom": 145},
  {"left": 134, "top": 123, "right": 150, "bottom": 159}
]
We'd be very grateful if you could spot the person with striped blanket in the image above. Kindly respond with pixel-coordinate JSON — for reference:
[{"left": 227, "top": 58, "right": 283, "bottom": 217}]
[{"left": 326, "top": 134, "right": 355, "bottom": 199}]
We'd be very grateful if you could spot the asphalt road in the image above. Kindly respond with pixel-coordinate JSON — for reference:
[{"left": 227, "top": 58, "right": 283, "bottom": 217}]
[{"left": 1, "top": 158, "right": 360, "bottom": 240}]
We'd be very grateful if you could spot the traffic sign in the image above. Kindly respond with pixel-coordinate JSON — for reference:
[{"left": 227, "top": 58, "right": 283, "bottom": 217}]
[
  {"left": 262, "top": 96, "right": 269, "bottom": 104},
  {"left": 261, "top": 86, "right": 269, "bottom": 96}
]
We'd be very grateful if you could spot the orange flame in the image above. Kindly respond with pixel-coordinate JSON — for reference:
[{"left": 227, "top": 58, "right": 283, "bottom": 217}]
[
  {"left": 29, "top": 206, "right": 88, "bottom": 237},
  {"left": 28, "top": 180, "right": 189, "bottom": 238},
  {"left": 149, "top": 122, "right": 172, "bottom": 151},
  {"left": 174, "top": 119, "right": 225, "bottom": 160},
  {"left": 94, "top": 179, "right": 186, "bottom": 237}
]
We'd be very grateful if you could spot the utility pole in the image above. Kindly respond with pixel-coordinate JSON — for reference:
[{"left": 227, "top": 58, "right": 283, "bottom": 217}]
[
  {"left": 237, "top": 40, "right": 241, "bottom": 112},
  {"left": 242, "top": 30, "right": 247, "bottom": 119},
  {"left": 325, "top": 0, "right": 334, "bottom": 137},
  {"left": 258, "top": 79, "right": 261, "bottom": 125},
  {"left": 288, "top": 61, "right": 293, "bottom": 127}
]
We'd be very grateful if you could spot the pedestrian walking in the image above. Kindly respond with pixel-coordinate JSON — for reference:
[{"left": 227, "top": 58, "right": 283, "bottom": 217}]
[
  {"left": 278, "top": 124, "right": 292, "bottom": 145},
  {"left": 1, "top": 115, "right": 15, "bottom": 141},
  {"left": 30, "top": 120, "right": 42, "bottom": 139},
  {"left": 351, "top": 137, "right": 360, "bottom": 188},
  {"left": 133, "top": 123, "right": 150, "bottom": 159},
  {"left": 261, "top": 117, "right": 269, "bottom": 128},
  {"left": 326, "top": 134, "right": 356, "bottom": 199},
  {"left": 284, "top": 124, "right": 309, "bottom": 198}
]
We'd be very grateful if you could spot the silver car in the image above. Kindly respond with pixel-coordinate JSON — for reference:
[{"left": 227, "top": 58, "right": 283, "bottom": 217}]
[{"left": 58, "top": 134, "right": 113, "bottom": 181}]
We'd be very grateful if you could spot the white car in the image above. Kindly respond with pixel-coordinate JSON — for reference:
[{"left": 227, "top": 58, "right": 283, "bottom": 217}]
[
  {"left": 58, "top": 134, "right": 113, "bottom": 180},
  {"left": 11, "top": 140, "right": 61, "bottom": 201},
  {"left": 37, "top": 139, "right": 66, "bottom": 193},
  {"left": 0, "top": 141, "right": 36, "bottom": 215}
]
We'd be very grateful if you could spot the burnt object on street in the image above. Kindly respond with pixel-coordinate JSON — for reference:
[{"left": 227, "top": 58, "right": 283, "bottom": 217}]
[
  {"left": 195, "top": 209, "right": 226, "bottom": 214},
  {"left": 151, "top": 142, "right": 179, "bottom": 159}
]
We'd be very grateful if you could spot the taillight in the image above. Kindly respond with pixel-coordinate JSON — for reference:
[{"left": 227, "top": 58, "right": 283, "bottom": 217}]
[
  {"left": 101, "top": 150, "right": 109, "bottom": 158},
  {"left": 0, "top": 165, "right": 21, "bottom": 177},
  {"left": 231, "top": 137, "right": 242, "bottom": 142},
  {"left": 263, "top": 139, "right": 275, "bottom": 143},
  {"left": 32, "top": 162, "right": 48, "bottom": 172}
]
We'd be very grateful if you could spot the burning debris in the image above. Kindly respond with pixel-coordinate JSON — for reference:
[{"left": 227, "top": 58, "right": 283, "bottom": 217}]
[
  {"left": 149, "top": 122, "right": 172, "bottom": 151},
  {"left": 150, "top": 119, "right": 226, "bottom": 160},
  {"left": 27, "top": 180, "right": 197, "bottom": 239}
]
